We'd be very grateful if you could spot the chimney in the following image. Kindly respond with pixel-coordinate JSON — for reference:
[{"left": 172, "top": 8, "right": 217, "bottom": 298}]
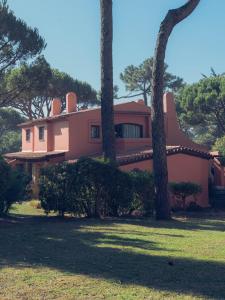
[
  {"left": 50, "top": 98, "right": 61, "bottom": 116},
  {"left": 163, "top": 92, "right": 176, "bottom": 116},
  {"left": 66, "top": 92, "right": 77, "bottom": 113},
  {"left": 137, "top": 99, "right": 145, "bottom": 105}
]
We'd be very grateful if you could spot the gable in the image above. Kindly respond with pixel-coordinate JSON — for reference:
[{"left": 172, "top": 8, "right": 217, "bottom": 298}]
[{"left": 114, "top": 101, "right": 151, "bottom": 114}]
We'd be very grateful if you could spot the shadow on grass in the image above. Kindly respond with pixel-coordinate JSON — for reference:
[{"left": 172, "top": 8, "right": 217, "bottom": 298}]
[
  {"left": 0, "top": 216, "right": 225, "bottom": 299},
  {"left": 113, "top": 216, "right": 225, "bottom": 233}
]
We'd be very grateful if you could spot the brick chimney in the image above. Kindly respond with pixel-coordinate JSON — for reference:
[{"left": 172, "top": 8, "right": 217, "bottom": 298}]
[
  {"left": 137, "top": 99, "right": 145, "bottom": 105},
  {"left": 66, "top": 92, "right": 77, "bottom": 113},
  {"left": 163, "top": 92, "right": 177, "bottom": 118},
  {"left": 50, "top": 98, "right": 61, "bottom": 116}
]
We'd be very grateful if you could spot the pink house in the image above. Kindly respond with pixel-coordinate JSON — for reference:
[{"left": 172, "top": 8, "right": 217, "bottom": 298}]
[{"left": 5, "top": 91, "right": 218, "bottom": 207}]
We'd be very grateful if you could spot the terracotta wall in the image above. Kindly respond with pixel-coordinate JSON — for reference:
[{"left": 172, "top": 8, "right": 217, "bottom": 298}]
[
  {"left": 21, "top": 94, "right": 209, "bottom": 160},
  {"left": 66, "top": 109, "right": 102, "bottom": 159},
  {"left": 168, "top": 154, "right": 209, "bottom": 207},
  {"left": 52, "top": 120, "right": 69, "bottom": 151},
  {"left": 66, "top": 102, "right": 152, "bottom": 159},
  {"left": 33, "top": 123, "right": 48, "bottom": 152},
  {"left": 120, "top": 154, "right": 210, "bottom": 207},
  {"left": 163, "top": 93, "right": 208, "bottom": 151}
]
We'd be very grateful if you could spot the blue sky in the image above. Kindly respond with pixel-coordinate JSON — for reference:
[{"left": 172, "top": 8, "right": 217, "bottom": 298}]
[{"left": 7, "top": 0, "right": 225, "bottom": 97}]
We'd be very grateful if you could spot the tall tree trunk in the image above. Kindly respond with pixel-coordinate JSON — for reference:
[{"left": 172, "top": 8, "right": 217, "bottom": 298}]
[
  {"left": 100, "top": 0, "right": 116, "bottom": 163},
  {"left": 151, "top": 0, "right": 200, "bottom": 220},
  {"left": 143, "top": 91, "right": 148, "bottom": 106}
]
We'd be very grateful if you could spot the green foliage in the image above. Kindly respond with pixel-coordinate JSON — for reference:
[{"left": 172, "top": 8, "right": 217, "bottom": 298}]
[
  {"left": 39, "top": 163, "right": 72, "bottom": 216},
  {"left": 0, "top": 107, "right": 25, "bottom": 154},
  {"left": 39, "top": 158, "right": 133, "bottom": 217},
  {"left": 0, "top": 131, "right": 21, "bottom": 155},
  {"left": 177, "top": 75, "right": 225, "bottom": 147},
  {"left": 71, "top": 158, "right": 133, "bottom": 217},
  {"left": 212, "top": 136, "right": 225, "bottom": 155},
  {"left": 218, "top": 157, "right": 225, "bottom": 167},
  {"left": 50, "top": 69, "right": 98, "bottom": 107},
  {"left": 120, "top": 58, "right": 184, "bottom": 105},
  {"left": 0, "top": 1, "right": 45, "bottom": 79},
  {"left": 2, "top": 57, "right": 98, "bottom": 119},
  {"left": 169, "top": 182, "right": 202, "bottom": 209},
  {"left": 39, "top": 159, "right": 156, "bottom": 218},
  {"left": 212, "top": 136, "right": 225, "bottom": 166},
  {"left": 129, "top": 170, "right": 155, "bottom": 216},
  {"left": 0, "top": 107, "right": 25, "bottom": 135},
  {"left": 0, "top": 157, "right": 30, "bottom": 215}
]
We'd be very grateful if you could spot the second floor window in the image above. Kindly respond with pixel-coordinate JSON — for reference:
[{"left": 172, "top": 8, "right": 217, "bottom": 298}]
[
  {"left": 115, "top": 123, "right": 143, "bottom": 138},
  {"left": 91, "top": 125, "right": 100, "bottom": 138},
  {"left": 26, "top": 129, "right": 31, "bottom": 141},
  {"left": 39, "top": 126, "right": 45, "bottom": 140}
]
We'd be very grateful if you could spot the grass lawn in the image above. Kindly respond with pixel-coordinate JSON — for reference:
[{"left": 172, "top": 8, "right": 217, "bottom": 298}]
[{"left": 0, "top": 202, "right": 225, "bottom": 299}]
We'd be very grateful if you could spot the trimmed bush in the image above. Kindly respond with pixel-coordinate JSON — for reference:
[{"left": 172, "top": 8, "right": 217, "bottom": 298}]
[
  {"left": 129, "top": 170, "right": 155, "bottom": 216},
  {"left": 186, "top": 201, "right": 203, "bottom": 212},
  {"left": 39, "top": 163, "right": 73, "bottom": 216},
  {"left": 0, "top": 157, "right": 30, "bottom": 216},
  {"left": 169, "top": 181, "right": 202, "bottom": 209},
  {"left": 39, "top": 158, "right": 133, "bottom": 217},
  {"left": 39, "top": 159, "right": 156, "bottom": 218},
  {"left": 72, "top": 158, "right": 133, "bottom": 217}
]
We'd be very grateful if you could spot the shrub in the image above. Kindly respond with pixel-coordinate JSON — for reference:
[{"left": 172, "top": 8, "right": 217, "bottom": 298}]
[
  {"left": 0, "top": 157, "right": 30, "bottom": 216},
  {"left": 39, "top": 163, "right": 73, "bottom": 216},
  {"left": 129, "top": 170, "right": 155, "bottom": 216},
  {"left": 212, "top": 136, "right": 225, "bottom": 166},
  {"left": 218, "top": 156, "right": 225, "bottom": 167},
  {"left": 39, "top": 159, "right": 157, "bottom": 218},
  {"left": 169, "top": 181, "right": 202, "bottom": 209},
  {"left": 39, "top": 158, "right": 133, "bottom": 217},
  {"left": 73, "top": 158, "right": 133, "bottom": 217},
  {"left": 213, "top": 136, "right": 225, "bottom": 156},
  {"left": 186, "top": 201, "right": 203, "bottom": 212}
]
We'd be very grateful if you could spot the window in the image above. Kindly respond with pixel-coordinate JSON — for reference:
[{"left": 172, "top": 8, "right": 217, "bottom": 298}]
[
  {"left": 26, "top": 129, "right": 31, "bottom": 141},
  {"left": 91, "top": 125, "right": 100, "bottom": 139},
  {"left": 39, "top": 126, "right": 45, "bottom": 140},
  {"left": 115, "top": 123, "right": 143, "bottom": 138}
]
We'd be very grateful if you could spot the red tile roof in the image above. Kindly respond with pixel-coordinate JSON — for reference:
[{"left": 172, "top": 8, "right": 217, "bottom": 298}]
[
  {"left": 4, "top": 146, "right": 211, "bottom": 164},
  {"left": 117, "top": 146, "right": 211, "bottom": 165},
  {"left": 4, "top": 151, "right": 66, "bottom": 162}
]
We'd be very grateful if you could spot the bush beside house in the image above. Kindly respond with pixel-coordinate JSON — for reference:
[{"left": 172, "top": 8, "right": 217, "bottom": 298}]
[
  {"left": 129, "top": 170, "right": 155, "bottom": 216},
  {"left": 39, "top": 158, "right": 155, "bottom": 217},
  {"left": 169, "top": 182, "right": 202, "bottom": 210},
  {"left": 39, "top": 158, "right": 205, "bottom": 217},
  {"left": 0, "top": 157, "right": 30, "bottom": 216}
]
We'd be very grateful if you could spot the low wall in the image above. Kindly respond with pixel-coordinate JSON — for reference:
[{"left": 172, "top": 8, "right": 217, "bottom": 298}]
[{"left": 120, "top": 153, "right": 210, "bottom": 207}]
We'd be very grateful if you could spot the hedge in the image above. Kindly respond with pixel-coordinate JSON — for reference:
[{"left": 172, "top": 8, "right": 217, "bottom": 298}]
[{"left": 39, "top": 158, "right": 155, "bottom": 217}]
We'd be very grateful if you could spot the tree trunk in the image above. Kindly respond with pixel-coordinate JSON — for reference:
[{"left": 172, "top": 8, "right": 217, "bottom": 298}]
[
  {"left": 100, "top": 0, "right": 116, "bottom": 164},
  {"left": 143, "top": 91, "right": 148, "bottom": 106},
  {"left": 151, "top": 0, "right": 200, "bottom": 220}
]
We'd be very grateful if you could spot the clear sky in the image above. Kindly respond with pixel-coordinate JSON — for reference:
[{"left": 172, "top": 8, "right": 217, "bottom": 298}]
[{"left": 7, "top": 0, "right": 225, "bottom": 97}]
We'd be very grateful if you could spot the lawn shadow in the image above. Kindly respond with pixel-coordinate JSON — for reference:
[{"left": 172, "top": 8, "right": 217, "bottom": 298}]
[
  {"left": 0, "top": 216, "right": 225, "bottom": 299},
  {"left": 111, "top": 215, "right": 225, "bottom": 233}
]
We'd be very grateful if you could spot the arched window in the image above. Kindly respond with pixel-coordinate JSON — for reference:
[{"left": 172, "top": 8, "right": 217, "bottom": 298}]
[{"left": 115, "top": 123, "right": 143, "bottom": 138}]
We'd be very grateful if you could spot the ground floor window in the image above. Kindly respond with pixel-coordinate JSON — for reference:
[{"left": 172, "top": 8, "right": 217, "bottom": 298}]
[
  {"left": 115, "top": 123, "right": 143, "bottom": 138},
  {"left": 91, "top": 125, "right": 100, "bottom": 138}
]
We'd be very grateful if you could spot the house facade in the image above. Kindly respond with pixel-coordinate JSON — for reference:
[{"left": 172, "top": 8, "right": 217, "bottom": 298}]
[{"left": 4, "top": 91, "right": 221, "bottom": 207}]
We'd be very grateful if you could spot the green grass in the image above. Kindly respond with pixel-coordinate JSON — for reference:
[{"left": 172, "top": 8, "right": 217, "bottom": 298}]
[{"left": 0, "top": 203, "right": 225, "bottom": 299}]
